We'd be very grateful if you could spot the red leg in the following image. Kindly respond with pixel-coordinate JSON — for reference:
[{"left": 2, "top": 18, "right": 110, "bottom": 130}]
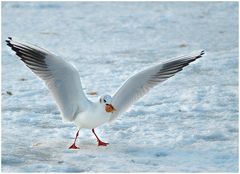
[
  {"left": 92, "top": 129, "right": 109, "bottom": 146},
  {"left": 69, "top": 129, "right": 80, "bottom": 149}
]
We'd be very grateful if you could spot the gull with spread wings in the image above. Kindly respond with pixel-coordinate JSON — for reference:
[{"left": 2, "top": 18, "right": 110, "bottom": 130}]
[{"left": 6, "top": 37, "right": 204, "bottom": 149}]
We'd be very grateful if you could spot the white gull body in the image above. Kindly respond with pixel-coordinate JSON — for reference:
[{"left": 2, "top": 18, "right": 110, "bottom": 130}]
[
  {"left": 74, "top": 102, "right": 112, "bottom": 129},
  {"left": 6, "top": 37, "right": 204, "bottom": 148}
]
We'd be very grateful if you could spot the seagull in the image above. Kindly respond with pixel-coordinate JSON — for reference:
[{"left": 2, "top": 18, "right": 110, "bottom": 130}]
[{"left": 6, "top": 37, "right": 204, "bottom": 149}]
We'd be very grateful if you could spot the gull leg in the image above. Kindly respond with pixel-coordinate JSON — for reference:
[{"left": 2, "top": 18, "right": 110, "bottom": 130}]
[
  {"left": 69, "top": 129, "right": 80, "bottom": 149},
  {"left": 92, "top": 129, "right": 109, "bottom": 146}
]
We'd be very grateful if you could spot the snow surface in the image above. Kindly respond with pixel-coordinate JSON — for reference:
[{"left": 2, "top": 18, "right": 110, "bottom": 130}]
[{"left": 1, "top": 2, "right": 238, "bottom": 172}]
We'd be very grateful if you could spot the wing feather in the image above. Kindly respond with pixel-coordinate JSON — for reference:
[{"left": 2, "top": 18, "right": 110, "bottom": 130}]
[
  {"left": 110, "top": 51, "right": 204, "bottom": 121},
  {"left": 6, "top": 37, "right": 91, "bottom": 122}
]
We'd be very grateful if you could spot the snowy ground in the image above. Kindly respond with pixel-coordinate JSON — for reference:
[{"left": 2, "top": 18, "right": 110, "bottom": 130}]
[{"left": 1, "top": 2, "right": 238, "bottom": 172}]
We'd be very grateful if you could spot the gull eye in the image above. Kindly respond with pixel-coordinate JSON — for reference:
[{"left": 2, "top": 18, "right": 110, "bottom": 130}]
[{"left": 104, "top": 99, "right": 106, "bottom": 103}]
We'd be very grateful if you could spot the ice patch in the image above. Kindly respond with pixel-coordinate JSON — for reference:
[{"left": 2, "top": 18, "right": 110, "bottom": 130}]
[{"left": 194, "top": 132, "right": 229, "bottom": 142}]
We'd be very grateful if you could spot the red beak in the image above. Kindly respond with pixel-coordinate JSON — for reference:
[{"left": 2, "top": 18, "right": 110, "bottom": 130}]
[{"left": 105, "top": 104, "right": 116, "bottom": 113}]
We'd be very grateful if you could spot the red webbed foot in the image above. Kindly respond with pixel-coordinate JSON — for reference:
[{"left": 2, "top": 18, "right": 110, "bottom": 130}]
[
  {"left": 98, "top": 140, "right": 109, "bottom": 146},
  {"left": 92, "top": 128, "right": 109, "bottom": 147},
  {"left": 69, "top": 143, "right": 80, "bottom": 149}
]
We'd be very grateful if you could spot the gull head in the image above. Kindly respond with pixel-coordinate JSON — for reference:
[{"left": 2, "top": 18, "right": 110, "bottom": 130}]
[{"left": 99, "top": 95, "right": 116, "bottom": 113}]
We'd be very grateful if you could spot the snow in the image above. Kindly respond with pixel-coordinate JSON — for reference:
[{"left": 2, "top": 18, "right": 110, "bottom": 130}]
[{"left": 1, "top": 1, "right": 238, "bottom": 172}]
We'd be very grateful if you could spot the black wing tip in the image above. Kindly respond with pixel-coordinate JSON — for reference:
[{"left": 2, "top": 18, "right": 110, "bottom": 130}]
[
  {"left": 6, "top": 36, "right": 12, "bottom": 42},
  {"left": 196, "top": 50, "right": 205, "bottom": 59},
  {"left": 200, "top": 50, "right": 205, "bottom": 56},
  {"left": 6, "top": 37, "right": 13, "bottom": 46}
]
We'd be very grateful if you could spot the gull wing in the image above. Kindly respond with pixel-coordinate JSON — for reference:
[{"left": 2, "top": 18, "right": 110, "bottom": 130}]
[
  {"left": 6, "top": 37, "right": 91, "bottom": 122},
  {"left": 110, "top": 50, "right": 204, "bottom": 121}
]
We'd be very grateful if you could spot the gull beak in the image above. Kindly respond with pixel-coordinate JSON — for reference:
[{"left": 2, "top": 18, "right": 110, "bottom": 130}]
[{"left": 105, "top": 104, "right": 116, "bottom": 113}]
